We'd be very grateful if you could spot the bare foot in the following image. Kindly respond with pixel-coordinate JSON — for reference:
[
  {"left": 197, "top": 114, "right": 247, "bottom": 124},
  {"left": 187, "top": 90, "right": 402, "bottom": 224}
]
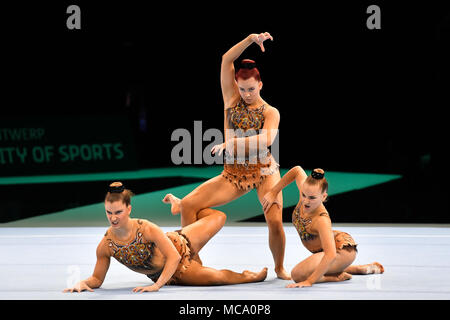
[
  {"left": 319, "top": 272, "right": 352, "bottom": 283},
  {"left": 255, "top": 267, "right": 268, "bottom": 282},
  {"left": 243, "top": 267, "right": 268, "bottom": 282},
  {"left": 366, "top": 262, "right": 384, "bottom": 274},
  {"left": 162, "top": 193, "right": 181, "bottom": 215},
  {"left": 258, "top": 267, "right": 269, "bottom": 282},
  {"left": 242, "top": 270, "right": 257, "bottom": 278},
  {"left": 275, "top": 267, "right": 291, "bottom": 280},
  {"left": 337, "top": 272, "right": 352, "bottom": 281}
]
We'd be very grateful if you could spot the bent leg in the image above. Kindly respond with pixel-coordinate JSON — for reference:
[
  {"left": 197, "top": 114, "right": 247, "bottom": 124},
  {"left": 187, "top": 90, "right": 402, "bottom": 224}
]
[
  {"left": 166, "top": 175, "right": 248, "bottom": 227},
  {"left": 291, "top": 248, "right": 357, "bottom": 284},
  {"left": 176, "top": 261, "right": 268, "bottom": 286},
  {"left": 181, "top": 208, "right": 227, "bottom": 256},
  {"left": 291, "top": 252, "right": 324, "bottom": 283}
]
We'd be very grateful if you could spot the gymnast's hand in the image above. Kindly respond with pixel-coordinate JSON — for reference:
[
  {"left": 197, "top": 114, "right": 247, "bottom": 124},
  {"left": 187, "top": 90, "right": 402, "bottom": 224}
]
[
  {"left": 286, "top": 280, "right": 312, "bottom": 288},
  {"left": 63, "top": 281, "right": 94, "bottom": 293},
  {"left": 211, "top": 143, "right": 226, "bottom": 156},
  {"left": 132, "top": 284, "right": 160, "bottom": 293},
  {"left": 211, "top": 139, "right": 234, "bottom": 157},
  {"left": 262, "top": 191, "right": 281, "bottom": 214},
  {"left": 250, "top": 32, "right": 273, "bottom": 52}
]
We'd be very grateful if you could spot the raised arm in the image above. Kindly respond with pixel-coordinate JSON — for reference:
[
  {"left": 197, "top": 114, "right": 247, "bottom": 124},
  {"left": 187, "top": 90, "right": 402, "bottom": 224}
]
[
  {"left": 221, "top": 33, "right": 273, "bottom": 109},
  {"left": 63, "top": 238, "right": 111, "bottom": 293},
  {"left": 262, "top": 166, "right": 308, "bottom": 214},
  {"left": 212, "top": 32, "right": 274, "bottom": 157},
  {"left": 133, "top": 221, "right": 181, "bottom": 293}
]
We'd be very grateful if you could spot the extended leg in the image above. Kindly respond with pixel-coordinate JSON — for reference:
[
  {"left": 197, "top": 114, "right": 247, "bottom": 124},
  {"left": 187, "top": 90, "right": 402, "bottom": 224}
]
[
  {"left": 264, "top": 202, "right": 289, "bottom": 280},
  {"left": 176, "top": 261, "right": 268, "bottom": 286},
  {"left": 257, "top": 171, "right": 290, "bottom": 280}
]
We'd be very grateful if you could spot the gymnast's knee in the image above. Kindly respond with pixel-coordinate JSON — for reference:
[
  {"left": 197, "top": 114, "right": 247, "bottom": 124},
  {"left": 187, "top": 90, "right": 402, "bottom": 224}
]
[
  {"left": 265, "top": 213, "right": 283, "bottom": 231},
  {"left": 216, "top": 211, "right": 227, "bottom": 225},
  {"left": 180, "top": 197, "right": 197, "bottom": 214},
  {"left": 205, "top": 209, "right": 227, "bottom": 226},
  {"left": 290, "top": 267, "right": 308, "bottom": 283}
]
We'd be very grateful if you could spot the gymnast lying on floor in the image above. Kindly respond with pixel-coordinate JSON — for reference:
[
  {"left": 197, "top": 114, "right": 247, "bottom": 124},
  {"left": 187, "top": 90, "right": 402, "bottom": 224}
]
[{"left": 63, "top": 182, "right": 267, "bottom": 293}]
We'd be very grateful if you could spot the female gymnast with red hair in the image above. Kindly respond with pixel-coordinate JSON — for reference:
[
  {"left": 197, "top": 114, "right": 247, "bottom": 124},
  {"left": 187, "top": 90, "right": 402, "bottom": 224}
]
[{"left": 164, "top": 32, "right": 291, "bottom": 279}]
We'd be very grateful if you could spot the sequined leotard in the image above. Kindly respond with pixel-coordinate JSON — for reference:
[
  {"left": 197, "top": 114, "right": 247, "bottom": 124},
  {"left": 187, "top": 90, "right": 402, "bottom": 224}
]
[
  {"left": 222, "top": 97, "right": 279, "bottom": 190},
  {"left": 105, "top": 219, "right": 195, "bottom": 285},
  {"left": 292, "top": 203, "right": 357, "bottom": 254}
]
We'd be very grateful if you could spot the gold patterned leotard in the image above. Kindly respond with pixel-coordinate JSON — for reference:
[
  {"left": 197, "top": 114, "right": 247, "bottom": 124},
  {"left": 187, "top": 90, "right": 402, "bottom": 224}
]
[
  {"left": 105, "top": 219, "right": 195, "bottom": 285},
  {"left": 292, "top": 203, "right": 357, "bottom": 254},
  {"left": 222, "top": 97, "right": 279, "bottom": 190}
]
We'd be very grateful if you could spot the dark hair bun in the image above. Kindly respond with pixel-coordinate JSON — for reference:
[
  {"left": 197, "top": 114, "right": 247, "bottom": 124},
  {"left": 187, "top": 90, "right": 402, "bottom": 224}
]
[
  {"left": 240, "top": 59, "right": 256, "bottom": 69},
  {"left": 311, "top": 169, "right": 325, "bottom": 180},
  {"left": 109, "top": 181, "right": 125, "bottom": 193}
]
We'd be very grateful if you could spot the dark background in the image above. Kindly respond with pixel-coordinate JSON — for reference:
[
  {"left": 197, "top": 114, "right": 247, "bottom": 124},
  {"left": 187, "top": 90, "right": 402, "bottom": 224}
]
[{"left": 1, "top": 1, "right": 447, "bottom": 223}]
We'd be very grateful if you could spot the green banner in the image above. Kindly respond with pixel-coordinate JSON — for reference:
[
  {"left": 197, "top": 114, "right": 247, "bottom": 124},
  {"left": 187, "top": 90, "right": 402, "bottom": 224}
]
[{"left": 0, "top": 115, "right": 138, "bottom": 176}]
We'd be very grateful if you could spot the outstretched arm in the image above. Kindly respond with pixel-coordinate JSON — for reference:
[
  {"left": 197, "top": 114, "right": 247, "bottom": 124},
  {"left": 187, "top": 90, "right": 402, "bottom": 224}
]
[
  {"left": 287, "top": 217, "right": 336, "bottom": 288},
  {"left": 305, "top": 217, "right": 336, "bottom": 285},
  {"left": 262, "top": 166, "right": 308, "bottom": 214},
  {"left": 133, "top": 221, "right": 181, "bottom": 292}
]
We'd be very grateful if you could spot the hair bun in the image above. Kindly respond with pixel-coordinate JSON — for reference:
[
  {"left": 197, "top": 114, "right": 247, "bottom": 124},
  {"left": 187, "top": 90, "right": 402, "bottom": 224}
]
[
  {"left": 109, "top": 182, "right": 124, "bottom": 193},
  {"left": 240, "top": 59, "right": 256, "bottom": 70},
  {"left": 311, "top": 169, "right": 325, "bottom": 180}
]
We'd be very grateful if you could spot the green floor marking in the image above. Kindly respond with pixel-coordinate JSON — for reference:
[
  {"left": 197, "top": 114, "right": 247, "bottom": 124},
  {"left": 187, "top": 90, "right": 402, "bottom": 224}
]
[{"left": 0, "top": 167, "right": 401, "bottom": 227}]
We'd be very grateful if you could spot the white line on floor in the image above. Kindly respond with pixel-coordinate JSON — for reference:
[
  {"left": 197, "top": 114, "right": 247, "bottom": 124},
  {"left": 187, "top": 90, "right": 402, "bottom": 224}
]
[{"left": 0, "top": 234, "right": 450, "bottom": 239}]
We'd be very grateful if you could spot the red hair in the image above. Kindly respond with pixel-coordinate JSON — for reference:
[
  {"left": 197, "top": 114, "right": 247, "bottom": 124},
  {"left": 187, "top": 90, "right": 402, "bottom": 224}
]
[{"left": 235, "top": 59, "right": 261, "bottom": 82}]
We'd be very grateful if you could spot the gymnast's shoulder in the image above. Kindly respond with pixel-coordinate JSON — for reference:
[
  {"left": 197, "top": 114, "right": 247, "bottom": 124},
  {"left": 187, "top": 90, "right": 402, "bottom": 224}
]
[
  {"left": 135, "top": 218, "right": 164, "bottom": 238},
  {"left": 135, "top": 218, "right": 157, "bottom": 228},
  {"left": 263, "top": 103, "right": 279, "bottom": 115},
  {"left": 262, "top": 104, "right": 280, "bottom": 125}
]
